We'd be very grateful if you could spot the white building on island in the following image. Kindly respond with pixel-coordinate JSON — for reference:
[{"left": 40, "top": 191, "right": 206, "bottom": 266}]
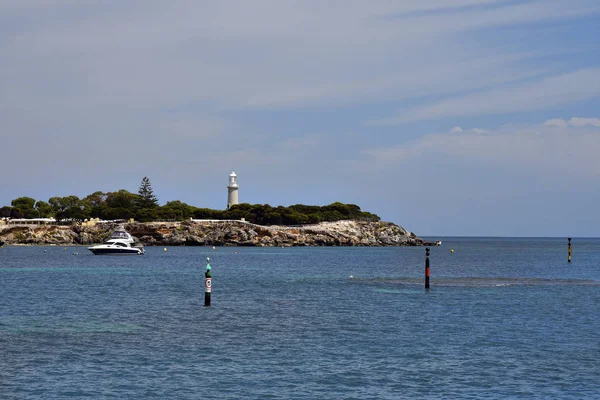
[{"left": 227, "top": 171, "right": 239, "bottom": 209}]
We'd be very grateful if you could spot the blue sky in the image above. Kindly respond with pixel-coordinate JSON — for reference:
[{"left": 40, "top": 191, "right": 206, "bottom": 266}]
[{"left": 1, "top": 0, "right": 599, "bottom": 236}]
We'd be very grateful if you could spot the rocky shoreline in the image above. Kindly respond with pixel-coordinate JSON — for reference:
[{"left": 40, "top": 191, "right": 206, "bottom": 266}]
[{"left": 0, "top": 220, "right": 425, "bottom": 247}]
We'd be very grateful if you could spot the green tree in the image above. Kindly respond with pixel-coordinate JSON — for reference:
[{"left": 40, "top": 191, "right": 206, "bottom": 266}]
[
  {"left": 0, "top": 206, "right": 13, "bottom": 218},
  {"left": 103, "top": 207, "right": 131, "bottom": 221},
  {"left": 223, "top": 204, "right": 246, "bottom": 220},
  {"left": 10, "top": 207, "right": 23, "bottom": 219},
  {"left": 159, "top": 200, "right": 195, "bottom": 221},
  {"left": 106, "top": 190, "right": 139, "bottom": 210},
  {"left": 135, "top": 208, "right": 159, "bottom": 222},
  {"left": 98, "top": 190, "right": 138, "bottom": 220},
  {"left": 11, "top": 197, "right": 37, "bottom": 218},
  {"left": 84, "top": 191, "right": 107, "bottom": 208},
  {"left": 83, "top": 191, "right": 108, "bottom": 219},
  {"left": 193, "top": 208, "right": 223, "bottom": 220},
  {"left": 49, "top": 195, "right": 87, "bottom": 221},
  {"left": 35, "top": 201, "right": 53, "bottom": 218},
  {"left": 267, "top": 211, "right": 283, "bottom": 225},
  {"left": 2, "top": 188, "right": 381, "bottom": 226},
  {"left": 137, "top": 177, "right": 159, "bottom": 208}
]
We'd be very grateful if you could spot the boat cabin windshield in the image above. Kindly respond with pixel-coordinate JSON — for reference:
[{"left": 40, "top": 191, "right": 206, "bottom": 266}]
[
  {"left": 105, "top": 239, "right": 130, "bottom": 246},
  {"left": 111, "top": 231, "right": 132, "bottom": 239}
]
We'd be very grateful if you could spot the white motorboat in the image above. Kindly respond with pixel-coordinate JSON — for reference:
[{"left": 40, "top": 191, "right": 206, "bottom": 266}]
[{"left": 88, "top": 229, "right": 144, "bottom": 255}]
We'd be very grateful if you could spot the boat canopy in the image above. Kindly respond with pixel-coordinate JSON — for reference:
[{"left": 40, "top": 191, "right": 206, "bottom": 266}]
[{"left": 111, "top": 231, "right": 133, "bottom": 240}]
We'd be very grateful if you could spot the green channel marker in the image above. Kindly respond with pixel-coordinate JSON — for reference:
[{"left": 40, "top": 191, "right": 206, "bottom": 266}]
[{"left": 205, "top": 257, "right": 212, "bottom": 307}]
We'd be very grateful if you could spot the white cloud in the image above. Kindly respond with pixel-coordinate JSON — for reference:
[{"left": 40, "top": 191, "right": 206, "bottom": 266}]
[
  {"left": 363, "top": 118, "right": 600, "bottom": 177},
  {"left": 372, "top": 68, "right": 600, "bottom": 124},
  {"left": 450, "top": 126, "right": 487, "bottom": 133},
  {"left": 2, "top": 0, "right": 599, "bottom": 114},
  {"left": 544, "top": 117, "right": 600, "bottom": 128},
  {"left": 543, "top": 119, "right": 568, "bottom": 128},
  {"left": 568, "top": 117, "right": 600, "bottom": 127}
]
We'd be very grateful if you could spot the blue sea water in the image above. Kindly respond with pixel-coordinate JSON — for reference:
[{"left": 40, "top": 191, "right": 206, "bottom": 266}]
[{"left": 1, "top": 238, "right": 599, "bottom": 399}]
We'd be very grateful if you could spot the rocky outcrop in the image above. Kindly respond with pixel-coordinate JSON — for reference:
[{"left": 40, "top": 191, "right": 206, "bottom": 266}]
[{"left": 0, "top": 220, "right": 424, "bottom": 247}]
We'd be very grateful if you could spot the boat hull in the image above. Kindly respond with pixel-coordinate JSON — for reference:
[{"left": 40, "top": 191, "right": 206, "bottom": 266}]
[{"left": 88, "top": 247, "right": 144, "bottom": 255}]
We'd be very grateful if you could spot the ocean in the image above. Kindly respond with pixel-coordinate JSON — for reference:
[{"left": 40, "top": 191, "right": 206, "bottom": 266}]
[{"left": 1, "top": 237, "right": 599, "bottom": 399}]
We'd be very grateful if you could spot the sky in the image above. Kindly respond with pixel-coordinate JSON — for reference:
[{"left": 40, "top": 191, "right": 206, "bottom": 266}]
[{"left": 1, "top": 0, "right": 599, "bottom": 237}]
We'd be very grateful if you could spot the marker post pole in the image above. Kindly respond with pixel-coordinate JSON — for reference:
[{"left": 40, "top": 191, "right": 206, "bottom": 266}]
[
  {"left": 425, "top": 247, "right": 430, "bottom": 290},
  {"left": 568, "top": 237, "right": 572, "bottom": 263},
  {"left": 204, "top": 257, "right": 212, "bottom": 307}
]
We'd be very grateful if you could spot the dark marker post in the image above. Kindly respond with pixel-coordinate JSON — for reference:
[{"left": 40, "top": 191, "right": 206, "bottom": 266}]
[
  {"left": 204, "top": 257, "right": 212, "bottom": 307},
  {"left": 568, "top": 237, "right": 572, "bottom": 263},
  {"left": 425, "top": 247, "right": 430, "bottom": 289}
]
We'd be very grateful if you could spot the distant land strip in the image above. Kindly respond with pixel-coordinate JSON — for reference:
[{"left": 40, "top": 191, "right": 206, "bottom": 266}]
[{"left": 0, "top": 220, "right": 424, "bottom": 247}]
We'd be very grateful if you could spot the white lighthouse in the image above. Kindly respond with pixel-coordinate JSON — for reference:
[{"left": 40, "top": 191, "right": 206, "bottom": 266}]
[{"left": 227, "top": 171, "right": 239, "bottom": 209}]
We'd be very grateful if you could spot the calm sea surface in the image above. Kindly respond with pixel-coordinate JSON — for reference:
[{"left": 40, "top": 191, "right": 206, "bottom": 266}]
[{"left": 1, "top": 238, "right": 599, "bottom": 399}]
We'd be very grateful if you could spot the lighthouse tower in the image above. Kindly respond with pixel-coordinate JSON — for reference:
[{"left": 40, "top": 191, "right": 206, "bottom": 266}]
[{"left": 227, "top": 171, "right": 239, "bottom": 209}]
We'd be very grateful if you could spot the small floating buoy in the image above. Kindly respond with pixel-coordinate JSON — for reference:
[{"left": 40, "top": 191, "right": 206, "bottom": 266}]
[
  {"left": 349, "top": 275, "right": 354, "bottom": 279},
  {"left": 450, "top": 249, "right": 455, "bottom": 253},
  {"left": 212, "top": 246, "right": 216, "bottom": 250},
  {"left": 163, "top": 248, "right": 167, "bottom": 252}
]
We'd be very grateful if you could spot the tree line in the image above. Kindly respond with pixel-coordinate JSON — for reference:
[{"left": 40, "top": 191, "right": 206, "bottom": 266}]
[{"left": 1, "top": 177, "right": 380, "bottom": 225}]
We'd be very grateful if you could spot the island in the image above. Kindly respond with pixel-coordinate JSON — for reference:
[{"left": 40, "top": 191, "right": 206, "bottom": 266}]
[{"left": 1, "top": 181, "right": 428, "bottom": 246}]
